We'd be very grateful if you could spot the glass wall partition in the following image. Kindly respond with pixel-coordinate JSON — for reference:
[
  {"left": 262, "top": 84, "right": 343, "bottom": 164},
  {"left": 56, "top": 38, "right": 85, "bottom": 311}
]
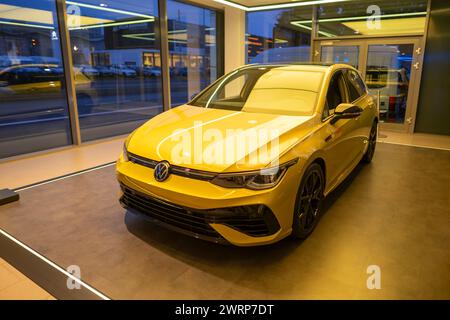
[
  {"left": 0, "top": 0, "right": 71, "bottom": 158},
  {"left": 246, "top": 7, "right": 312, "bottom": 64},
  {"left": 167, "top": 0, "right": 219, "bottom": 106},
  {"left": 315, "top": 0, "right": 428, "bottom": 38},
  {"left": 66, "top": 0, "right": 163, "bottom": 142},
  {"left": 366, "top": 43, "right": 415, "bottom": 124},
  {"left": 316, "top": 37, "right": 422, "bottom": 131},
  {"left": 0, "top": 0, "right": 224, "bottom": 159}
]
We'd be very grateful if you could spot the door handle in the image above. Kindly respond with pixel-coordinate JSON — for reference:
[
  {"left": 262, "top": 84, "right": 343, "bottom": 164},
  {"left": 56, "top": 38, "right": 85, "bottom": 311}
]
[{"left": 325, "top": 134, "right": 332, "bottom": 142}]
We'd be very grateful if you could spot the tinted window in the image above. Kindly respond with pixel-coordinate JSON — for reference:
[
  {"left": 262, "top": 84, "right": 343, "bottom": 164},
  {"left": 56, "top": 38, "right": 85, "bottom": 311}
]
[
  {"left": 324, "top": 70, "right": 346, "bottom": 118},
  {"left": 345, "top": 69, "right": 366, "bottom": 101},
  {"left": 168, "top": 0, "right": 220, "bottom": 105},
  {"left": 246, "top": 7, "right": 312, "bottom": 64},
  {"left": 0, "top": 0, "right": 71, "bottom": 159},
  {"left": 67, "top": 0, "right": 163, "bottom": 142}
]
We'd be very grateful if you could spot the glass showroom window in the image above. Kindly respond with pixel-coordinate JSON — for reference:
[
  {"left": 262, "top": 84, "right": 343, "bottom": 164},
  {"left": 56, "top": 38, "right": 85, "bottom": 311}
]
[
  {"left": 167, "top": 0, "right": 219, "bottom": 106},
  {"left": 246, "top": 7, "right": 312, "bottom": 64},
  {"left": 315, "top": 0, "right": 428, "bottom": 38},
  {"left": 0, "top": 0, "right": 70, "bottom": 159},
  {"left": 66, "top": 0, "right": 163, "bottom": 142}
]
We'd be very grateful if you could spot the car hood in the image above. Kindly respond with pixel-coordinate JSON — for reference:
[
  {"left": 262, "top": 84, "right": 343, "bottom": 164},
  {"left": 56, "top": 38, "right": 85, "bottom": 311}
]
[{"left": 127, "top": 104, "right": 315, "bottom": 172}]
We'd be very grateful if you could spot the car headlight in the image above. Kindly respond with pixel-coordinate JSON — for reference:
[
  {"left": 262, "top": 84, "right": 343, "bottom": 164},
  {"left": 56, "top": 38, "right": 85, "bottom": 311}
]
[
  {"left": 211, "top": 158, "right": 298, "bottom": 190},
  {"left": 122, "top": 130, "right": 136, "bottom": 162}
]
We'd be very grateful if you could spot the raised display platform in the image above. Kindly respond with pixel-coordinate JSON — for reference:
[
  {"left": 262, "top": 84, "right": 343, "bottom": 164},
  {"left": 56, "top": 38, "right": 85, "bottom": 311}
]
[{"left": 0, "top": 143, "right": 449, "bottom": 299}]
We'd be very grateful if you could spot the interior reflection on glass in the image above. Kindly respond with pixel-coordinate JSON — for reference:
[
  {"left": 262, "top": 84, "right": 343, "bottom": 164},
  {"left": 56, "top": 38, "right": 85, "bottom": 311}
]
[
  {"left": 320, "top": 46, "right": 359, "bottom": 68},
  {"left": 167, "top": 0, "right": 218, "bottom": 106},
  {"left": 246, "top": 8, "right": 311, "bottom": 63},
  {"left": 315, "top": 0, "right": 428, "bottom": 38},
  {"left": 0, "top": 0, "right": 71, "bottom": 159},
  {"left": 366, "top": 44, "right": 413, "bottom": 124},
  {"left": 67, "top": 0, "right": 163, "bottom": 142}
]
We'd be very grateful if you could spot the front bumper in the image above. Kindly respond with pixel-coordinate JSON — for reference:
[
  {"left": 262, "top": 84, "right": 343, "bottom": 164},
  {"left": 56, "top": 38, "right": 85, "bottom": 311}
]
[
  {"left": 119, "top": 183, "right": 280, "bottom": 244},
  {"left": 116, "top": 154, "right": 301, "bottom": 246}
]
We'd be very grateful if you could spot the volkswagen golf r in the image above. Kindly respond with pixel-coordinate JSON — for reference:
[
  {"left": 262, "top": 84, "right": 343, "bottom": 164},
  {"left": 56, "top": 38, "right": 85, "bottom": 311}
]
[{"left": 116, "top": 64, "right": 378, "bottom": 246}]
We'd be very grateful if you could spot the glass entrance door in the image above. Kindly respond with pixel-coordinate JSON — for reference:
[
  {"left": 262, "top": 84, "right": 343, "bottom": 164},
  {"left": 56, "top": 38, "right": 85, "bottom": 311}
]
[
  {"left": 315, "top": 37, "right": 423, "bottom": 132},
  {"left": 320, "top": 44, "right": 360, "bottom": 68}
]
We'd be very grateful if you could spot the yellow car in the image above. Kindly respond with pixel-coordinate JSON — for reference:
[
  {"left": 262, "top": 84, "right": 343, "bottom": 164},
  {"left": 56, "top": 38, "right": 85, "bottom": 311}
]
[{"left": 116, "top": 63, "right": 378, "bottom": 246}]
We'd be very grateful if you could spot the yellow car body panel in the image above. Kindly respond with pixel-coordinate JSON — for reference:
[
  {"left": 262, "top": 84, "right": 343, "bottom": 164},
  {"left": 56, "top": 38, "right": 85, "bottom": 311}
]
[{"left": 116, "top": 64, "right": 378, "bottom": 246}]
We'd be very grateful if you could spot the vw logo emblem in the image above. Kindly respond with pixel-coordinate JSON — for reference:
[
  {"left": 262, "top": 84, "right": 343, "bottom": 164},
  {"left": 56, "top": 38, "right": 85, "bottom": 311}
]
[{"left": 154, "top": 161, "right": 170, "bottom": 182}]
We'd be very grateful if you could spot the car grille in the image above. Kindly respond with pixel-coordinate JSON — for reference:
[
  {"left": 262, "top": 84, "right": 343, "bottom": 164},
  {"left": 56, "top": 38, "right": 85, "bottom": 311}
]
[
  {"left": 127, "top": 152, "right": 216, "bottom": 181},
  {"left": 119, "top": 185, "right": 280, "bottom": 241}
]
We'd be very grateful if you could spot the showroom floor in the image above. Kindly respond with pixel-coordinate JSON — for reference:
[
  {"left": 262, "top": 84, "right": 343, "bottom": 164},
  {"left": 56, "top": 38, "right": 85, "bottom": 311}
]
[
  {"left": 0, "top": 258, "right": 54, "bottom": 300},
  {"left": 0, "top": 134, "right": 449, "bottom": 299}
]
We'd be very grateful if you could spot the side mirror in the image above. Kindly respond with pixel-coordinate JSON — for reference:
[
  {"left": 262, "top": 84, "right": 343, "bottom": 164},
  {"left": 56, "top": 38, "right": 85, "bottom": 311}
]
[{"left": 331, "top": 103, "right": 363, "bottom": 124}]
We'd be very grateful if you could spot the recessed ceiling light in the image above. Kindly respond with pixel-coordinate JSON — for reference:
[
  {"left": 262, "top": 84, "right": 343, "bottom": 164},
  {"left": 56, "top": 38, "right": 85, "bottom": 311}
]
[{"left": 213, "top": 0, "right": 350, "bottom": 12}]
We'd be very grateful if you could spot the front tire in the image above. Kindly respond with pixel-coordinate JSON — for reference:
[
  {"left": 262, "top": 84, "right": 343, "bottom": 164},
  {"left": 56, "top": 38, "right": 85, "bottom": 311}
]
[{"left": 291, "top": 163, "right": 325, "bottom": 239}]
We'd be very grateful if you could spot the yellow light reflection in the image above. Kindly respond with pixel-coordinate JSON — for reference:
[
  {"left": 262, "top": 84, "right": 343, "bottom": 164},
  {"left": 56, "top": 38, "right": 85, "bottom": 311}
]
[{"left": 343, "top": 17, "right": 426, "bottom": 36}]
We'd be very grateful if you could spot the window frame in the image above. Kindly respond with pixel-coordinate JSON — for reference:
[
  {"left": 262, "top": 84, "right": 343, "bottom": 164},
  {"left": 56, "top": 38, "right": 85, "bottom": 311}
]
[
  {"left": 322, "top": 69, "right": 349, "bottom": 121},
  {"left": 344, "top": 69, "right": 367, "bottom": 103}
]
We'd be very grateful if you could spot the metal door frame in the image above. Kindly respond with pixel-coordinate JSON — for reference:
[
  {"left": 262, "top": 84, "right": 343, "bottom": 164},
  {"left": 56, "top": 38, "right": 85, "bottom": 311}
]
[{"left": 313, "top": 36, "right": 424, "bottom": 133}]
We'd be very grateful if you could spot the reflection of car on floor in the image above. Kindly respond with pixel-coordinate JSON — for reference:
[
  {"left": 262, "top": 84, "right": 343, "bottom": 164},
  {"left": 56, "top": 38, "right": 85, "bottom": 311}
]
[
  {"left": 117, "top": 63, "right": 379, "bottom": 246},
  {"left": 0, "top": 64, "right": 98, "bottom": 118},
  {"left": 366, "top": 67, "right": 409, "bottom": 122},
  {"left": 110, "top": 64, "right": 137, "bottom": 77}
]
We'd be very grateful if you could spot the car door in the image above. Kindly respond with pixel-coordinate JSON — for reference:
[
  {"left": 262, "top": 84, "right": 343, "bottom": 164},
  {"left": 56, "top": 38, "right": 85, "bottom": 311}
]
[
  {"left": 321, "top": 69, "right": 361, "bottom": 188},
  {"left": 344, "top": 69, "right": 375, "bottom": 155}
]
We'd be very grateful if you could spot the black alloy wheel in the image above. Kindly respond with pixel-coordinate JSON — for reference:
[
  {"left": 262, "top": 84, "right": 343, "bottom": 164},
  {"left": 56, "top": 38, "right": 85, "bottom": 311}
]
[
  {"left": 363, "top": 122, "right": 377, "bottom": 163},
  {"left": 292, "top": 163, "right": 324, "bottom": 239}
]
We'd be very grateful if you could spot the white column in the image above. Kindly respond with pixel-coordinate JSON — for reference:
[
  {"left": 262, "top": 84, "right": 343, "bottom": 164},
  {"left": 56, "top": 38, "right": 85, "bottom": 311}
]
[
  {"left": 173, "top": 0, "right": 247, "bottom": 73},
  {"left": 224, "top": 6, "right": 246, "bottom": 73}
]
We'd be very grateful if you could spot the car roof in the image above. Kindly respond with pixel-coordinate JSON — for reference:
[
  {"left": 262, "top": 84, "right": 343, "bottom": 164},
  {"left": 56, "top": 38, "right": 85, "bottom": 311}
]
[{"left": 241, "top": 62, "right": 354, "bottom": 72}]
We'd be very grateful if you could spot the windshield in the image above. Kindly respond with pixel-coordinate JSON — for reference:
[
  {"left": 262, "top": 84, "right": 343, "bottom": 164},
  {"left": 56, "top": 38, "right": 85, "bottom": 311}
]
[{"left": 189, "top": 66, "right": 324, "bottom": 116}]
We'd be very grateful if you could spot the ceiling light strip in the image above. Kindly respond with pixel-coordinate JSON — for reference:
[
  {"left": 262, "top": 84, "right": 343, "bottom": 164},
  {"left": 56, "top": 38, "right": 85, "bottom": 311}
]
[
  {"left": 214, "top": 0, "right": 350, "bottom": 12},
  {"left": 212, "top": 0, "right": 247, "bottom": 11},
  {"left": 291, "top": 22, "right": 336, "bottom": 37},
  {"left": 66, "top": 1, "right": 154, "bottom": 19},
  {"left": 293, "top": 11, "right": 427, "bottom": 24},
  {"left": 69, "top": 18, "right": 154, "bottom": 30},
  {"left": 0, "top": 20, "right": 54, "bottom": 30}
]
